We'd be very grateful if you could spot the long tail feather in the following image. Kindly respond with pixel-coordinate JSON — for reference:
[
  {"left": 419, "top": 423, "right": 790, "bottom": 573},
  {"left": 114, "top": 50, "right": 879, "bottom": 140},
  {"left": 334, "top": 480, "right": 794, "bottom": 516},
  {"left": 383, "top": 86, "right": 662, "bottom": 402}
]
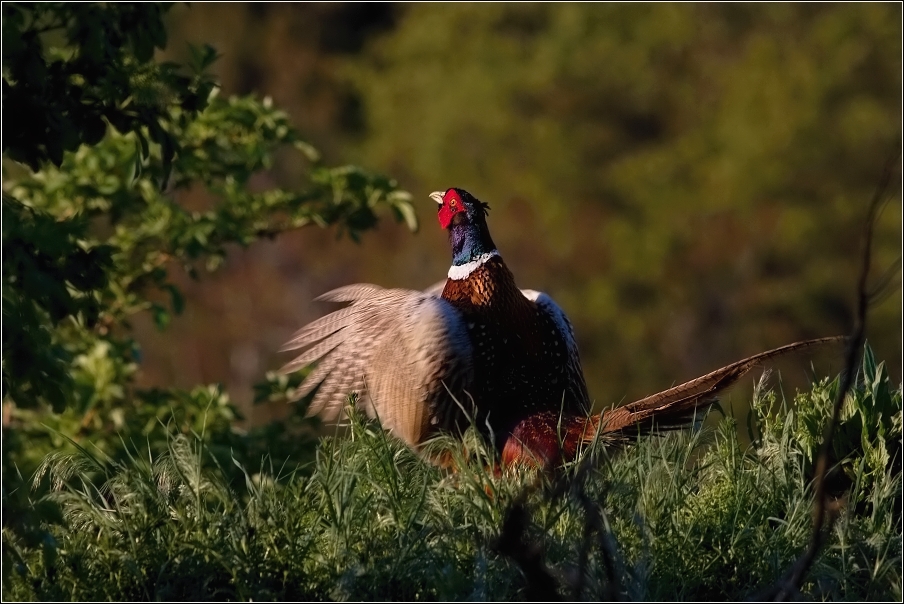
[{"left": 593, "top": 335, "right": 846, "bottom": 438}]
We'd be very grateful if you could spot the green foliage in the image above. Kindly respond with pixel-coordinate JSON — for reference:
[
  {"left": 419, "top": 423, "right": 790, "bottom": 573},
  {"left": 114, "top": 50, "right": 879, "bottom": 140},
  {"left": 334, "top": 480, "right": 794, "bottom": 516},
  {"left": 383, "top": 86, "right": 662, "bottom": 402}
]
[
  {"left": 4, "top": 88, "right": 413, "bottom": 408},
  {"left": 2, "top": 4, "right": 412, "bottom": 414},
  {"left": 2, "top": 195, "right": 113, "bottom": 411},
  {"left": 5, "top": 355, "right": 900, "bottom": 600},
  {"left": 757, "top": 344, "right": 902, "bottom": 501},
  {"left": 2, "top": 2, "right": 414, "bottom": 583},
  {"left": 2, "top": 2, "right": 215, "bottom": 174}
]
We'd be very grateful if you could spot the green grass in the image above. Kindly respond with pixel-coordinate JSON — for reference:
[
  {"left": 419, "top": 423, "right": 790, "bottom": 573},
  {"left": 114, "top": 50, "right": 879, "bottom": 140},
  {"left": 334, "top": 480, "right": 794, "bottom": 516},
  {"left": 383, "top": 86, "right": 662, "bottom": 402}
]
[{"left": 3, "top": 350, "right": 901, "bottom": 601}]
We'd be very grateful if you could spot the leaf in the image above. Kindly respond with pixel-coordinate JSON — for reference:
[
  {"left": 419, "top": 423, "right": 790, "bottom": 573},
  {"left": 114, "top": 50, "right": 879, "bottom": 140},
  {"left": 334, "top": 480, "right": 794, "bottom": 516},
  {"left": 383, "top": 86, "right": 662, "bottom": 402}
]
[
  {"left": 187, "top": 43, "right": 221, "bottom": 73},
  {"left": 136, "top": 130, "right": 150, "bottom": 158},
  {"left": 151, "top": 303, "right": 170, "bottom": 331},
  {"left": 164, "top": 284, "right": 185, "bottom": 315},
  {"left": 294, "top": 140, "right": 321, "bottom": 162},
  {"left": 391, "top": 199, "right": 419, "bottom": 233},
  {"left": 862, "top": 341, "right": 877, "bottom": 385}
]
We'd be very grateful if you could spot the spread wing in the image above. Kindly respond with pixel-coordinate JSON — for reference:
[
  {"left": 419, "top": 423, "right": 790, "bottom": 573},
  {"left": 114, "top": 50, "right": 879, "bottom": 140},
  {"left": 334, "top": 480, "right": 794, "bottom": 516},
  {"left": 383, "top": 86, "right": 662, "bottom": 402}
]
[
  {"left": 280, "top": 284, "right": 474, "bottom": 446},
  {"left": 520, "top": 289, "right": 592, "bottom": 413}
]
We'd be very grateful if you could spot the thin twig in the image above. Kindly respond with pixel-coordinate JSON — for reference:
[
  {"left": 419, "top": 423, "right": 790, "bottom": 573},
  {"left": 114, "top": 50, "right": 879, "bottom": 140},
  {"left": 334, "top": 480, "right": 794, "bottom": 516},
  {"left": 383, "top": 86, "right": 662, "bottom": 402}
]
[
  {"left": 492, "top": 496, "right": 561, "bottom": 601},
  {"left": 574, "top": 486, "right": 621, "bottom": 601}
]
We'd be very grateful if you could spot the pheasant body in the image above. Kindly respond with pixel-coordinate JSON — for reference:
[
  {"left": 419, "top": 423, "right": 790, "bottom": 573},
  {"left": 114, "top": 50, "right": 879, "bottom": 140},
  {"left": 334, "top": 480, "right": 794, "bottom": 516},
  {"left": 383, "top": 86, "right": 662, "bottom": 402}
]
[
  {"left": 439, "top": 253, "right": 590, "bottom": 442},
  {"left": 282, "top": 187, "right": 842, "bottom": 470}
]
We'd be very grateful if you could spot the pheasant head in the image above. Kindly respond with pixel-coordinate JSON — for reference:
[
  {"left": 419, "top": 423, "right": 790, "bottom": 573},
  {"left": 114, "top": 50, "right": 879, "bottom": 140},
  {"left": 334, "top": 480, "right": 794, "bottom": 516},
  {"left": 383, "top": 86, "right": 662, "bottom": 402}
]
[{"left": 430, "top": 188, "right": 498, "bottom": 274}]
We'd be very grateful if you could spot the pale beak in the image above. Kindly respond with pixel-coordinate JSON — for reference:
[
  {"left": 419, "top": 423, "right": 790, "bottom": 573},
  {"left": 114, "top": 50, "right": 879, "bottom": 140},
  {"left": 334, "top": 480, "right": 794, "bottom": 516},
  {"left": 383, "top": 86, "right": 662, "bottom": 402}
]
[{"left": 429, "top": 191, "right": 444, "bottom": 205}]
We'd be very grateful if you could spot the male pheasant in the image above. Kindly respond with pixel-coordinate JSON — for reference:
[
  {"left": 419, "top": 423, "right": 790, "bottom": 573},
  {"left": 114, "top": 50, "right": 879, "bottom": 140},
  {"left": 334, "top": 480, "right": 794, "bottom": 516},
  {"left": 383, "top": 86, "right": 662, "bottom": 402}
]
[{"left": 282, "top": 188, "right": 840, "bottom": 470}]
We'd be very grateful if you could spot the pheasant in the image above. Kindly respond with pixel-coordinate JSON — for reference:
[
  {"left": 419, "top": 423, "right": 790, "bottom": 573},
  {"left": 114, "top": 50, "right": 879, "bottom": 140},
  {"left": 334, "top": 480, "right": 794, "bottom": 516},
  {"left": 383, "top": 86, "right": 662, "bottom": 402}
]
[{"left": 281, "top": 188, "right": 841, "bottom": 470}]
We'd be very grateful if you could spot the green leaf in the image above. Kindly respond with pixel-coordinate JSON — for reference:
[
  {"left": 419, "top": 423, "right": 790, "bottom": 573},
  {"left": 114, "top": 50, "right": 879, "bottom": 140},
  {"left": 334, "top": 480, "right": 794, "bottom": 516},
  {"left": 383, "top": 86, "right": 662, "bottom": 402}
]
[
  {"left": 391, "top": 197, "right": 419, "bottom": 233},
  {"left": 294, "top": 140, "right": 321, "bottom": 162},
  {"left": 862, "top": 341, "right": 877, "bottom": 385},
  {"left": 164, "top": 284, "right": 185, "bottom": 315},
  {"left": 151, "top": 303, "right": 170, "bottom": 330}
]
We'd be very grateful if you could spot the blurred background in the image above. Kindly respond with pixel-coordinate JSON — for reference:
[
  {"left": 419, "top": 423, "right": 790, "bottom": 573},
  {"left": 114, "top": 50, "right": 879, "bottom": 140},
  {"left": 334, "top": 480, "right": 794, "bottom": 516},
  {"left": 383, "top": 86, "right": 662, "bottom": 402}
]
[{"left": 136, "top": 3, "right": 900, "bottom": 426}]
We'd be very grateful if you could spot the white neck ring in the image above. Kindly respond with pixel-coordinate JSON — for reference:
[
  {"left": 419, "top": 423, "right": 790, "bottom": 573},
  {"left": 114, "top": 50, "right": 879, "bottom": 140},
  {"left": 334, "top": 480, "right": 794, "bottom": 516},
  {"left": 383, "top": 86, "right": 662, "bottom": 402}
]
[{"left": 447, "top": 250, "right": 500, "bottom": 280}]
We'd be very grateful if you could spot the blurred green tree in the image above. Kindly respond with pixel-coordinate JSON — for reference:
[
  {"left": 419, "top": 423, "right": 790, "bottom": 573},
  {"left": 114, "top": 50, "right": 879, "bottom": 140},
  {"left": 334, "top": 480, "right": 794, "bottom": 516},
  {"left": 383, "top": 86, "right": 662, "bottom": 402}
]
[
  {"left": 344, "top": 3, "right": 901, "bottom": 405},
  {"left": 2, "top": 0, "right": 414, "bottom": 557}
]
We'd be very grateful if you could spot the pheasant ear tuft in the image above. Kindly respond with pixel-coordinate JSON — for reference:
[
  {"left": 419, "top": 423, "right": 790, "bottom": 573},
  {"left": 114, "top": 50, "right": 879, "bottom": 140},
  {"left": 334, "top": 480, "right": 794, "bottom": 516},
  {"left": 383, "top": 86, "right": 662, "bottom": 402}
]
[{"left": 453, "top": 188, "right": 490, "bottom": 217}]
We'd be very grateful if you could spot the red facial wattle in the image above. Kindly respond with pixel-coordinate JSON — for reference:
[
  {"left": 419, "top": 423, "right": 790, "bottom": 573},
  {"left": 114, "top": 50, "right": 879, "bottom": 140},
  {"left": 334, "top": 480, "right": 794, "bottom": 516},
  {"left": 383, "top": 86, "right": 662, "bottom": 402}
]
[
  {"left": 437, "top": 203, "right": 454, "bottom": 229},
  {"left": 437, "top": 189, "right": 465, "bottom": 229}
]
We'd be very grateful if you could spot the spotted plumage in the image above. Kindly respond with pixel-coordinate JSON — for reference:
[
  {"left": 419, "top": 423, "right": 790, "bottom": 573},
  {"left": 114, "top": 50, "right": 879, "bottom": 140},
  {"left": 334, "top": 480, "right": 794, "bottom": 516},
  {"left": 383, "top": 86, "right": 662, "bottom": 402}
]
[
  {"left": 282, "top": 187, "right": 843, "bottom": 470},
  {"left": 438, "top": 253, "right": 590, "bottom": 440}
]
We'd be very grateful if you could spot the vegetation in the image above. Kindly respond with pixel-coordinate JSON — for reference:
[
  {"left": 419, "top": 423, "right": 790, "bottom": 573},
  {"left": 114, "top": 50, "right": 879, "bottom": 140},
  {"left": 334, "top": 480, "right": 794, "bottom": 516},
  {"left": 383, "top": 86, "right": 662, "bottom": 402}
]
[
  {"left": 2, "top": 1, "right": 412, "bottom": 583},
  {"left": 4, "top": 348, "right": 901, "bottom": 600},
  {"left": 2, "top": 3, "right": 900, "bottom": 601}
]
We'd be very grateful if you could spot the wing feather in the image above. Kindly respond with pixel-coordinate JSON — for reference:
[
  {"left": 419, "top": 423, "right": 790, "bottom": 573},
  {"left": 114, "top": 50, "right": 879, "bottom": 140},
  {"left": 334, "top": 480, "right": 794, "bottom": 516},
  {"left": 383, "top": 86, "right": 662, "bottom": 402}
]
[
  {"left": 280, "top": 306, "right": 358, "bottom": 352},
  {"left": 281, "top": 284, "right": 474, "bottom": 446},
  {"left": 521, "top": 289, "right": 591, "bottom": 413}
]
